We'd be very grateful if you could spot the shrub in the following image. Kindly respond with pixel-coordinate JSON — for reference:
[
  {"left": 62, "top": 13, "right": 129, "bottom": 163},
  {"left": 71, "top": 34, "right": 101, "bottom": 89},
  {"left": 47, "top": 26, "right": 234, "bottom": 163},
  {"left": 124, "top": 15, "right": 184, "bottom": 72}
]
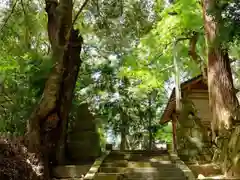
[{"left": 0, "top": 135, "right": 42, "bottom": 180}]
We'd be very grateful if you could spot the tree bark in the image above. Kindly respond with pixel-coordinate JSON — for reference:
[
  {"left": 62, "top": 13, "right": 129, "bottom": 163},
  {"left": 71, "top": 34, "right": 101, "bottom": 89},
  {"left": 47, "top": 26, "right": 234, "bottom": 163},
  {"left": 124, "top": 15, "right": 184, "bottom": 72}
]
[
  {"left": 25, "top": 0, "right": 83, "bottom": 178},
  {"left": 172, "top": 114, "right": 177, "bottom": 152},
  {"left": 120, "top": 110, "right": 127, "bottom": 151},
  {"left": 148, "top": 99, "right": 153, "bottom": 151},
  {"left": 202, "top": 0, "right": 240, "bottom": 176},
  {"left": 55, "top": 29, "right": 83, "bottom": 164}
]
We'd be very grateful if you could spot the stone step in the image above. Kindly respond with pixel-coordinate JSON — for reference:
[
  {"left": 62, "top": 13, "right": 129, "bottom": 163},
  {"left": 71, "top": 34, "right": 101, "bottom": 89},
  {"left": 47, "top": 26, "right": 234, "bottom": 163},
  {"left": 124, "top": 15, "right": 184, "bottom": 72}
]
[
  {"left": 99, "top": 167, "right": 126, "bottom": 173},
  {"left": 125, "top": 178, "right": 186, "bottom": 180},
  {"left": 105, "top": 156, "right": 171, "bottom": 160},
  {"left": 52, "top": 165, "right": 91, "bottom": 178},
  {"left": 53, "top": 178, "right": 83, "bottom": 180},
  {"left": 93, "top": 173, "right": 123, "bottom": 180},
  {"left": 101, "top": 162, "right": 128, "bottom": 167},
  {"left": 125, "top": 174, "right": 186, "bottom": 179},
  {"left": 107, "top": 152, "right": 168, "bottom": 157},
  {"left": 197, "top": 176, "right": 240, "bottom": 180},
  {"left": 102, "top": 160, "right": 129, "bottom": 166},
  {"left": 99, "top": 167, "right": 185, "bottom": 174},
  {"left": 125, "top": 166, "right": 181, "bottom": 170},
  {"left": 127, "top": 161, "right": 175, "bottom": 167},
  {"left": 106, "top": 157, "right": 169, "bottom": 162},
  {"left": 125, "top": 172, "right": 185, "bottom": 178},
  {"left": 110, "top": 150, "right": 168, "bottom": 155},
  {"left": 99, "top": 152, "right": 186, "bottom": 179},
  {"left": 101, "top": 161, "right": 177, "bottom": 169},
  {"left": 105, "top": 155, "right": 171, "bottom": 162}
]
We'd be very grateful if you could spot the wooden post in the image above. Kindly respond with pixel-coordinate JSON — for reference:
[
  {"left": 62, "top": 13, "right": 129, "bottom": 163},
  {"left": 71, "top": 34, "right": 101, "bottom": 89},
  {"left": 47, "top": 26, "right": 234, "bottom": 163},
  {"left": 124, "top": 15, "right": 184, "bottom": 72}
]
[{"left": 172, "top": 113, "right": 178, "bottom": 152}]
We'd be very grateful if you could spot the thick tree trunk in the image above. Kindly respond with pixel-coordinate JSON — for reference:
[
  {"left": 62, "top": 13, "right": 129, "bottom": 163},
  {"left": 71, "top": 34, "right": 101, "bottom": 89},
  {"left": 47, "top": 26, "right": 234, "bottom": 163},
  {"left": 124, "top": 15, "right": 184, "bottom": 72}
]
[
  {"left": 202, "top": 0, "right": 240, "bottom": 176},
  {"left": 55, "top": 29, "right": 82, "bottom": 164},
  {"left": 25, "top": 0, "right": 83, "bottom": 179}
]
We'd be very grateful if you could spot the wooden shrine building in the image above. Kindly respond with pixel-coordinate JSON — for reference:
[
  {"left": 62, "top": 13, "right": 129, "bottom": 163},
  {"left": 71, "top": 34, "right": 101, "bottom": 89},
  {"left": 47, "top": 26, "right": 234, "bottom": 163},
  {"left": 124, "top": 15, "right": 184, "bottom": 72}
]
[{"left": 160, "top": 75, "right": 213, "bottom": 162}]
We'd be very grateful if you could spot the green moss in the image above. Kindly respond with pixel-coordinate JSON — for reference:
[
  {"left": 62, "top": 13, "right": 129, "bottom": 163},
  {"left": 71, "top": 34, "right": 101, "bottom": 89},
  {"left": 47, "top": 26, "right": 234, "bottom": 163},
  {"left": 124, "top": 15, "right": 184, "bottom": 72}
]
[{"left": 176, "top": 99, "right": 213, "bottom": 162}]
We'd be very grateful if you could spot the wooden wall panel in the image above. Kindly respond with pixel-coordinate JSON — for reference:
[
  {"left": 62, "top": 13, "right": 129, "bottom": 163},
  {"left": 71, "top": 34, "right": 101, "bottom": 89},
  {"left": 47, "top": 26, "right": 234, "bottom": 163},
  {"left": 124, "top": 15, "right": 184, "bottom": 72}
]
[{"left": 188, "top": 91, "right": 212, "bottom": 128}]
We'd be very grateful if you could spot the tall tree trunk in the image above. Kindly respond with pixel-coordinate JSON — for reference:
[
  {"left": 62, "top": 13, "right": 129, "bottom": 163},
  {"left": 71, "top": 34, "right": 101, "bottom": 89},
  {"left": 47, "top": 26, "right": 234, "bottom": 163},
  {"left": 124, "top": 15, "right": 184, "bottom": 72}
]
[
  {"left": 25, "top": 0, "right": 83, "bottom": 178},
  {"left": 120, "top": 123, "right": 127, "bottom": 151},
  {"left": 120, "top": 110, "right": 127, "bottom": 151},
  {"left": 55, "top": 29, "right": 82, "bottom": 164},
  {"left": 202, "top": 0, "right": 240, "bottom": 176},
  {"left": 148, "top": 99, "right": 153, "bottom": 150},
  {"left": 148, "top": 93, "right": 153, "bottom": 151}
]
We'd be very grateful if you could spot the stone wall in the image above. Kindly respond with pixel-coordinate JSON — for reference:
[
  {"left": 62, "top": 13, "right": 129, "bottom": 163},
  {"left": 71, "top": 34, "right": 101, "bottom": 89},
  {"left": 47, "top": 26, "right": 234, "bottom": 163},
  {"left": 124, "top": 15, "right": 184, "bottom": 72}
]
[
  {"left": 67, "top": 103, "right": 101, "bottom": 163},
  {"left": 176, "top": 99, "right": 213, "bottom": 163},
  {"left": 212, "top": 126, "right": 240, "bottom": 177}
]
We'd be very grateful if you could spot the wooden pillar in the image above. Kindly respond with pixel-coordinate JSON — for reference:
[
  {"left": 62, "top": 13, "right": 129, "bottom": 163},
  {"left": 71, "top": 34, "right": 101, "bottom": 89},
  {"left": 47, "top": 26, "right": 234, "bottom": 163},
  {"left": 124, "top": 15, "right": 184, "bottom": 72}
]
[{"left": 172, "top": 113, "right": 178, "bottom": 152}]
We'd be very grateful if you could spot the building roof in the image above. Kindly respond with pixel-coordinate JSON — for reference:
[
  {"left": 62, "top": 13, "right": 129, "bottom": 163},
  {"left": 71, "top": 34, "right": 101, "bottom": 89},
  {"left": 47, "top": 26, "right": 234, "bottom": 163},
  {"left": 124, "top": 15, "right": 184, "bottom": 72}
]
[{"left": 159, "top": 75, "right": 208, "bottom": 124}]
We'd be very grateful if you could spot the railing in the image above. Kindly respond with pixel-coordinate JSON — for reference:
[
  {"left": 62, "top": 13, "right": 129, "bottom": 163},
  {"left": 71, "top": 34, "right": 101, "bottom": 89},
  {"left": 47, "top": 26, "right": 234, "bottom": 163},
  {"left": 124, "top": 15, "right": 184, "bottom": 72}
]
[
  {"left": 168, "top": 148, "right": 196, "bottom": 180},
  {"left": 83, "top": 144, "right": 112, "bottom": 180}
]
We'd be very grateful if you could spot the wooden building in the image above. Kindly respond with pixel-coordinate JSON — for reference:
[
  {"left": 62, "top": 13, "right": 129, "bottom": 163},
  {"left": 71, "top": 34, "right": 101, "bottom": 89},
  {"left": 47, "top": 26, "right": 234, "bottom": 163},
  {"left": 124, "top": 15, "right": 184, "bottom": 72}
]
[{"left": 160, "top": 75, "right": 213, "bottom": 162}]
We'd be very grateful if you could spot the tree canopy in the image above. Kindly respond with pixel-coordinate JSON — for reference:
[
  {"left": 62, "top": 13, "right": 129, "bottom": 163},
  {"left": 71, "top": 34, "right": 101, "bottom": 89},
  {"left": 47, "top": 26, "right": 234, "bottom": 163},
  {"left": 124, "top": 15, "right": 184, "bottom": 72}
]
[{"left": 1, "top": 0, "right": 240, "bottom": 178}]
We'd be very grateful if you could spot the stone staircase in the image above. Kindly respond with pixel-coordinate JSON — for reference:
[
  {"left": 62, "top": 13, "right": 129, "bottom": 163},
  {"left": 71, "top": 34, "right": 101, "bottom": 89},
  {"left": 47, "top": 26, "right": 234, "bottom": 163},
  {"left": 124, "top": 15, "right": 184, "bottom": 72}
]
[{"left": 94, "top": 150, "right": 188, "bottom": 180}]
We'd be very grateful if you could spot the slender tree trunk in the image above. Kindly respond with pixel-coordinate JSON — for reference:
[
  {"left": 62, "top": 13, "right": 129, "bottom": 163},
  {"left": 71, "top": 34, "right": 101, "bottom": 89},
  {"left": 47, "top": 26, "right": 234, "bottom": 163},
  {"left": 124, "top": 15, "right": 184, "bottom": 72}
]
[
  {"left": 25, "top": 0, "right": 83, "bottom": 178},
  {"left": 148, "top": 108, "right": 152, "bottom": 150},
  {"left": 120, "top": 110, "right": 127, "bottom": 151},
  {"left": 202, "top": 0, "right": 240, "bottom": 176},
  {"left": 120, "top": 124, "right": 127, "bottom": 151},
  {"left": 147, "top": 94, "right": 154, "bottom": 151},
  {"left": 126, "top": 135, "right": 131, "bottom": 150},
  {"left": 120, "top": 130, "right": 126, "bottom": 151}
]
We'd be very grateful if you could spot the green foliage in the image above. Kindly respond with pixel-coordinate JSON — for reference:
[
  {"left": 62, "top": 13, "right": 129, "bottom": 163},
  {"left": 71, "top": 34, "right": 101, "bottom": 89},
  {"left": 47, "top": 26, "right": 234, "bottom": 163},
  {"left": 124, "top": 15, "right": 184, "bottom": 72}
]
[
  {"left": 219, "top": 1, "right": 240, "bottom": 43},
  {"left": 0, "top": 1, "right": 49, "bottom": 134},
  {"left": 97, "top": 125, "right": 107, "bottom": 151},
  {"left": 2, "top": 0, "right": 240, "bottom": 149},
  {"left": 154, "top": 123, "right": 172, "bottom": 143},
  {"left": 0, "top": 52, "right": 51, "bottom": 134}
]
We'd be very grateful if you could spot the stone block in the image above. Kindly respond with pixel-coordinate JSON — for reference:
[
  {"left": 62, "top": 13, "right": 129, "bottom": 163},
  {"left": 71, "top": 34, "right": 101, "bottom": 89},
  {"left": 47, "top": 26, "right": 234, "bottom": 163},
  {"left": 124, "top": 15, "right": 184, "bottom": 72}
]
[
  {"left": 94, "top": 173, "right": 122, "bottom": 180},
  {"left": 99, "top": 167, "right": 126, "bottom": 173},
  {"left": 52, "top": 165, "right": 91, "bottom": 178},
  {"left": 67, "top": 103, "right": 101, "bottom": 162},
  {"left": 67, "top": 142, "right": 101, "bottom": 161},
  {"left": 68, "top": 131, "right": 100, "bottom": 144}
]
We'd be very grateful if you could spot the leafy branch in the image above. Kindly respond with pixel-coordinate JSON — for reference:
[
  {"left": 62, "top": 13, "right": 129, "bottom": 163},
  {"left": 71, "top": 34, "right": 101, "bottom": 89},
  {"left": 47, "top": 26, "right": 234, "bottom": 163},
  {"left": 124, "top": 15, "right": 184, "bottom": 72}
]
[
  {"left": 0, "top": 0, "right": 19, "bottom": 36},
  {"left": 72, "top": 0, "right": 90, "bottom": 27}
]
